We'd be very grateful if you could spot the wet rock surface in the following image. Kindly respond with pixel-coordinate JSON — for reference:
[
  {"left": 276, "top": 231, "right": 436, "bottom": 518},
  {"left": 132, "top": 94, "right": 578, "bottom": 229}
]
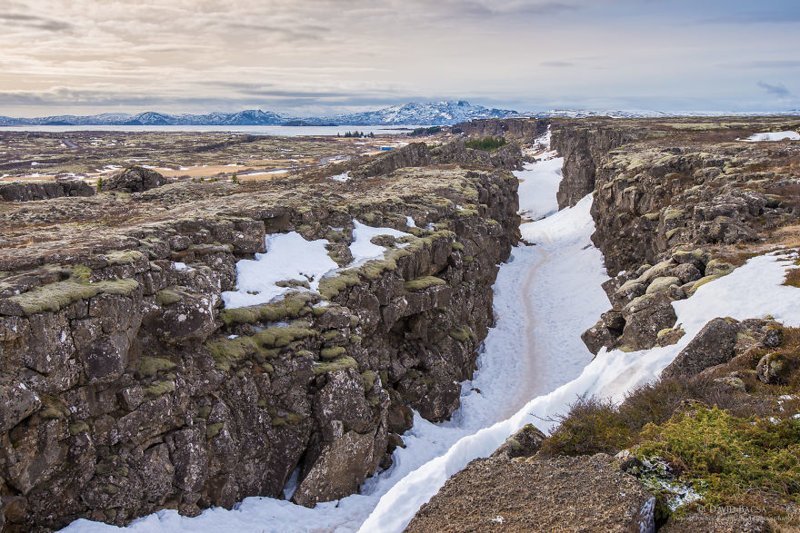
[{"left": 0, "top": 140, "right": 520, "bottom": 530}]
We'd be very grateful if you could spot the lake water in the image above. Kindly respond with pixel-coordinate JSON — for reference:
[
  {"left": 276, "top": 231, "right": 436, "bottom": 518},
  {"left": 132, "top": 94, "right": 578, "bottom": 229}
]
[{"left": 0, "top": 125, "right": 431, "bottom": 136}]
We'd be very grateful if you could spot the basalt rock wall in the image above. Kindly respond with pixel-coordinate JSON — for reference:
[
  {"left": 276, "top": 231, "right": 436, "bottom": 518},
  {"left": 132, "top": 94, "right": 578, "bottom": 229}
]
[{"left": 0, "top": 164, "right": 520, "bottom": 530}]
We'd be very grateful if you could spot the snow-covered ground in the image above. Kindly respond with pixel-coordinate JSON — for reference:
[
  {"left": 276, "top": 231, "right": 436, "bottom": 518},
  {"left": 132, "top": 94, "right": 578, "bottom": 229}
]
[
  {"left": 742, "top": 131, "right": 800, "bottom": 142},
  {"left": 63, "top": 133, "right": 800, "bottom": 533}
]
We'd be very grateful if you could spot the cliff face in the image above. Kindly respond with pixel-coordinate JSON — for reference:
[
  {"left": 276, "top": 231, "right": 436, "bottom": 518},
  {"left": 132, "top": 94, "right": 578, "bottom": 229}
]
[
  {"left": 551, "top": 117, "right": 800, "bottom": 354},
  {"left": 550, "top": 120, "right": 639, "bottom": 209},
  {"left": 0, "top": 151, "right": 520, "bottom": 529},
  {"left": 452, "top": 118, "right": 549, "bottom": 143}
]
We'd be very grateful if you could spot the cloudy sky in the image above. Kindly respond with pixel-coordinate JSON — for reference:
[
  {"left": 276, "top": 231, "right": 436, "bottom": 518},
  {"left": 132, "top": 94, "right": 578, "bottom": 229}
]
[{"left": 1, "top": 0, "right": 799, "bottom": 116}]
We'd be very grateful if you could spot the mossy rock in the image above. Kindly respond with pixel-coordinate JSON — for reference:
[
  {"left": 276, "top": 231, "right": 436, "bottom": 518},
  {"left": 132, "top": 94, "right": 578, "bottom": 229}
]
[
  {"left": 361, "top": 370, "right": 378, "bottom": 391},
  {"left": 206, "top": 422, "right": 225, "bottom": 439},
  {"left": 686, "top": 274, "right": 722, "bottom": 296},
  {"left": 155, "top": 289, "right": 183, "bottom": 306},
  {"left": 404, "top": 276, "right": 447, "bottom": 291},
  {"left": 5, "top": 278, "right": 139, "bottom": 316},
  {"left": 220, "top": 292, "right": 315, "bottom": 326},
  {"left": 318, "top": 271, "right": 361, "bottom": 300},
  {"left": 449, "top": 326, "right": 475, "bottom": 343},
  {"left": 144, "top": 380, "right": 176, "bottom": 397},
  {"left": 138, "top": 356, "right": 176, "bottom": 377},
  {"left": 69, "top": 421, "right": 91, "bottom": 436},
  {"left": 103, "top": 249, "right": 146, "bottom": 266},
  {"left": 312, "top": 356, "right": 359, "bottom": 375},
  {"left": 320, "top": 346, "right": 347, "bottom": 360}
]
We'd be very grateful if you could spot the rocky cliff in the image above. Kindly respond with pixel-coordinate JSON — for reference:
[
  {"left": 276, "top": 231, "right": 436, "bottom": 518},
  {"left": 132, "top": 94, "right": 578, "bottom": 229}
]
[
  {"left": 0, "top": 145, "right": 520, "bottom": 530},
  {"left": 451, "top": 118, "right": 548, "bottom": 143},
  {"left": 555, "top": 118, "right": 800, "bottom": 353}
]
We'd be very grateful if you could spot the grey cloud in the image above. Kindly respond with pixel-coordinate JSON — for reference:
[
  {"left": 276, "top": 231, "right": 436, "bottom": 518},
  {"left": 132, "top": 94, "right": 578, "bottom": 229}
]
[
  {"left": 0, "top": 13, "right": 73, "bottom": 32},
  {"left": 757, "top": 81, "right": 792, "bottom": 98}
]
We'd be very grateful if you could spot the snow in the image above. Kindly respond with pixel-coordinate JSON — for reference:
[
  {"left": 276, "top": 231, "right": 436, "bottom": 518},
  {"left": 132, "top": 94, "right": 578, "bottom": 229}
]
[
  {"left": 516, "top": 155, "right": 562, "bottom": 221},
  {"left": 405, "top": 216, "right": 417, "bottom": 228},
  {"left": 172, "top": 262, "right": 189, "bottom": 271},
  {"left": 742, "top": 131, "right": 800, "bottom": 142},
  {"left": 348, "top": 220, "right": 410, "bottom": 267},
  {"left": 329, "top": 171, "right": 352, "bottom": 182},
  {"left": 221, "top": 232, "right": 338, "bottom": 309}
]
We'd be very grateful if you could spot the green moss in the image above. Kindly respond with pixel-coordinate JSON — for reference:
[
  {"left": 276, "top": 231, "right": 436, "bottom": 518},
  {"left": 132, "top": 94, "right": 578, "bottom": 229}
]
[
  {"left": 7, "top": 278, "right": 139, "bottom": 316},
  {"left": 313, "top": 356, "right": 359, "bottom": 375},
  {"left": 687, "top": 274, "right": 722, "bottom": 296},
  {"left": 138, "top": 356, "right": 176, "bottom": 377},
  {"left": 320, "top": 346, "right": 347, "bottom": 360},
  {"left": 219, "top": 292, "right": 315, "bottom": 326},
  {"left": 451, "top": 242, "right": 465, "bottom": 251},
  {"left": 206, "top": 422, "right": 225, "bottom": 439},
  {"left": 207, "top": 324, "right": 314, "bottom": 371},
  {"left": 361, "top": 370, "right": 378, "bottom": 391},
  {"left": 635, "top": 406, "right": 800, "bottom": 507},
  {"left": 465, "top": 137, "right": 507, "bottom": 151},
  {"left": 69, "top": 421, "right": 91, "bottom": 435},
  {"left": 449, "top": 326, "right": 474, "bottom": 343},
  {"left": 404, "top": 276, "right": 446, "bottom": 291},
  {"left": 318, "top": 271, "right": 360, "bottom": 300},
  {"left": 103, "top": 250, "right": 145, "bottom": 266},
  {"left": 144, "top": 380, "right": 176, "bottom": 397},
  {"left": 155, "top": 289, "right": 183, "bottom": 306},
  {"left": 663, "top": 207, "right": 685, "bottom": 222}
]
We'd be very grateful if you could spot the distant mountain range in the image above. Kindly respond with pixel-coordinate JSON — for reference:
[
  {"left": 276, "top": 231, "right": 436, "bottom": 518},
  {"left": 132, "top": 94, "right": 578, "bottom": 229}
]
[
  {"left": 0, "top": 101, "right": 519, "bottom": 127},
  {"left": 1, "top": 102, "right": 797, "bottom": 128}
]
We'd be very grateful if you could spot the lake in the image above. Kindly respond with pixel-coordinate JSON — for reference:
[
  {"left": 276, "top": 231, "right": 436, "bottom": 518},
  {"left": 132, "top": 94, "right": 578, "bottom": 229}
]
[{"left": 0, "top": 125, "right": 431, "bottom": 136}]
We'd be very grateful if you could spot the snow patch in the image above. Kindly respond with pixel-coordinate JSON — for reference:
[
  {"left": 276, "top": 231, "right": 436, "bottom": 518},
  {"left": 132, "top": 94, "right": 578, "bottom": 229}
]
[
  {"left": 221, "top": 232, "right": 338, "bottom": 309},
  {"left": 741, "top": 131, "right": 800, "bottom": 142},
  {"left": 329, "top": 171, "right": 352, "bottom": 182},
  {"left": 348, "top": 221, "right": 410, "bottom": 267}
]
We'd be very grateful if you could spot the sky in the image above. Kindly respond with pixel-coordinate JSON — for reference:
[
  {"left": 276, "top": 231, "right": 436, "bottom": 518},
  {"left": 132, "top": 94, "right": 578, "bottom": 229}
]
[{"left": 0, "top": 0, "right": 799, "bottom": 117}]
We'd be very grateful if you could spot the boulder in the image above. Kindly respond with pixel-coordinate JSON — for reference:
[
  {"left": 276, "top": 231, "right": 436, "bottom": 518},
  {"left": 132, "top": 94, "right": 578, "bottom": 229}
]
[
  {"left": 661, "top": 318, "right": 740, "bottom": 379},
  {"left": 492, "top": 424, "right": 546, "bottom": 459},
  {"left": 105, "top": 166, "right": 167, "bottom": 193}
]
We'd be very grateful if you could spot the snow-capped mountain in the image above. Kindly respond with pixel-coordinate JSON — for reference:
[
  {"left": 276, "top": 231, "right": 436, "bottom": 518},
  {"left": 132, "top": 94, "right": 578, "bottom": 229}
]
[
  {"left": 0, "top": 101, "right": 517, "bottom": 127},
  {"left": 326, "top": 101, "right": 519, "bottom": 125}
]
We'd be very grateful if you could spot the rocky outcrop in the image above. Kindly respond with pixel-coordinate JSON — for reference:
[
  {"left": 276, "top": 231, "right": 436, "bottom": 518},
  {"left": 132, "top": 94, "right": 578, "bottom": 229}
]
[
  {"left": 554, "top": 119, "right": 800, "bottom": 355},
  {"left": 452, "top": 118, "right": 548, "bottom": 143},
  {"left": 0, "top": 156, "right": 519, "bottom": 529},
  {"left": 406, "top": 453, "right": 655, "bottom": 533},
  {"left": 104, "top": 166, "right": 167, "bottom": 193},
  {"left": 0, "top": 180, "right": 94, "bottom": 202},
  {"left": 550, "top": 120, "right": 639, "bottom": 209},
  {"left": 351, "top": 138, "right": 523, "bottom": 178}
]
